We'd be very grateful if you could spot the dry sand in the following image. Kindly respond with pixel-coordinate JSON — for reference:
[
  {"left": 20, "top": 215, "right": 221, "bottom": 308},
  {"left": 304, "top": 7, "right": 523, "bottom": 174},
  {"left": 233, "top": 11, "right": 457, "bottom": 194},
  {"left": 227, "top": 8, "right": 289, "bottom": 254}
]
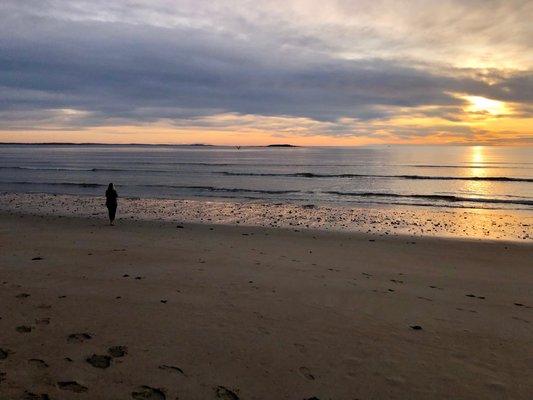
[{"left": 1, "top": 210, "right": 532, "bottom": 400}]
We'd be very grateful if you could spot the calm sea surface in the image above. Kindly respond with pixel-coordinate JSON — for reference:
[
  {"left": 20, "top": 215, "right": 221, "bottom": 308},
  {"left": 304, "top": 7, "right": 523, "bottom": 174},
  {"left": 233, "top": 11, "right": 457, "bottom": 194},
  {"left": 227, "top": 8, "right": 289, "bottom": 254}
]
[{"left": 1, "top": 144, "right": 532, "bottom": 211}]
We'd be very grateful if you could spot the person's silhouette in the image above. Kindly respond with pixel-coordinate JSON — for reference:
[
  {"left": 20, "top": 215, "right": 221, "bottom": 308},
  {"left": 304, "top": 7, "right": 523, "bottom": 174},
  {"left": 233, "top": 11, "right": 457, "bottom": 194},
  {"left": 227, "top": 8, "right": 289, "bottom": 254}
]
[{"left": 105, "top": 183, "right": 118, "bottom": 226}]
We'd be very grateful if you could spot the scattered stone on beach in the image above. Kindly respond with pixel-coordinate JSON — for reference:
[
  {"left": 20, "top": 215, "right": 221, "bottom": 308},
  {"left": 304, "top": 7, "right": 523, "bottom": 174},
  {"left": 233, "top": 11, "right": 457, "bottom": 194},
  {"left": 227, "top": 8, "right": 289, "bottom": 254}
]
[
  {"left": 86, "top": 354, "right": 112, "bottom": 369},
  {"left": 16, "top": 325, "right": 33, "bottom": 333},
  {"left": 108, "top": 345, "right": 128, "bottom": 358},
  {"left": 131, "top": 385, "right": 166, "bottom": 400},
  {"left": 31, "top": 257, "right": 44, "bottom": 261},
  {"left": 176, "top": 225, "right": 184, "bottom": 229},
  {"left": 16, "top": 293, "right": 30, "bottom": 298},
  {"left": 57, "top": 381, "right": 88, "bottom": 393},
  {"left": 514, "top": 302, "right": 524, "bottom": 307},
  {"left": 216, "top": 386, "right": 240, "bottom": 400},
  {"left": 410, "top": 325, "right": 423, "bottom": 330},
  {"left": 67, "top": 332, "right": 92, "bottom": 343},
  {"left": 35, "top": 317, "right": 50, "bottom": 326}
]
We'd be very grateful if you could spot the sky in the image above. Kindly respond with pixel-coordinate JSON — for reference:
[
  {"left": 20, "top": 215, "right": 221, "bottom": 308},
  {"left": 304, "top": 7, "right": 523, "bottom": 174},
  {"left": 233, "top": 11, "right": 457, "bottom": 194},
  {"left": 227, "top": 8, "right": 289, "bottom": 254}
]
[{"left": 0, "top": 0, "right": 532, "bottom": 146}]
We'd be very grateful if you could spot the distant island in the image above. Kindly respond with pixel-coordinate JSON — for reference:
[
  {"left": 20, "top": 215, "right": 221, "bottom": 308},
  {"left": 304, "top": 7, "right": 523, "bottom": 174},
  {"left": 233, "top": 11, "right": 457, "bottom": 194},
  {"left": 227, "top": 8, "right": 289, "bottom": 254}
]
[{"left": 266, "top": 144, "right": 298, "bottom": 147}]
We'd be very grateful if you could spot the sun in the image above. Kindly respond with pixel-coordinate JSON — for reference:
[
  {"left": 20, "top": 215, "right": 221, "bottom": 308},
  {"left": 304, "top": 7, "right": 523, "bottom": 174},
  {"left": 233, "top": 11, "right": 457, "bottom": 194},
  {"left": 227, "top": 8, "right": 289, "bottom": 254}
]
[{"left": 463, "top": 96, "right": 509, "bottom": 116}]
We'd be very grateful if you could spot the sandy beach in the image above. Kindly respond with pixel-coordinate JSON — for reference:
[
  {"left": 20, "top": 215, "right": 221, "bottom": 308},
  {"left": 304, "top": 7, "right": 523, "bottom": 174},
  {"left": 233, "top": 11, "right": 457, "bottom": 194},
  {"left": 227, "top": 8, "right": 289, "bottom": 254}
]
[
  {"left": 1, "top": 192, "right": 532, "bottom": 241},
  {"left": 1, "top": 206, "right": 532, "bottom": 399}
]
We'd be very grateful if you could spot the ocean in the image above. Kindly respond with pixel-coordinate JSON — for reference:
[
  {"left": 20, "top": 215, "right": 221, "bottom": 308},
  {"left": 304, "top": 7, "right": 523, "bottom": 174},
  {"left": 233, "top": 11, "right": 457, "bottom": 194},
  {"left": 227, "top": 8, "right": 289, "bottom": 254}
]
[{"left": 1, "top": 144, "right": 532, "bottom": 211}]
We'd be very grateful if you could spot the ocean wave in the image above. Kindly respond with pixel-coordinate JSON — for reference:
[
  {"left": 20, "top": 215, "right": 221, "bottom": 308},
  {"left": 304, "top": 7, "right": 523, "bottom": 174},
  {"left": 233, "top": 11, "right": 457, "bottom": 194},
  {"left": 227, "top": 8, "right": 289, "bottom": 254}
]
[
  {"left": 5, "top": 181, "right": 105, "bottom": 188},
  {"left": 0, "top": 166, "right": 172, "bottom": 173},
  {"left": 0, "top": 181, "right": 298, "bottom": 195},
  {"left": 219, "top": 172, "right": 533, "bottom": 182},
  {"left": 142, "top": 184, "right": 298, "bottom": 195},
  {"left": 0, "top": 166, "right": 95, "bottom": 171},
  {"left": 324, "top": 191, "right": 533, "bottom": 206},
  {"left": 409, "top": 165, "right": 529, "bottom": 169}
]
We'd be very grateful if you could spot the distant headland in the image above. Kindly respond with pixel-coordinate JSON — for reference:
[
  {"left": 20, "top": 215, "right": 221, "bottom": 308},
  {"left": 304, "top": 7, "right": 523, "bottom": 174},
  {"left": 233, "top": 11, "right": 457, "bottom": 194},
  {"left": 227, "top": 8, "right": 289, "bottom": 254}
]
[
  {"left": 0, "top": 142, "right": 214, "bottom": 147},
  {"left": 266, "top": 144, "right": 298, "bottom": 147}
]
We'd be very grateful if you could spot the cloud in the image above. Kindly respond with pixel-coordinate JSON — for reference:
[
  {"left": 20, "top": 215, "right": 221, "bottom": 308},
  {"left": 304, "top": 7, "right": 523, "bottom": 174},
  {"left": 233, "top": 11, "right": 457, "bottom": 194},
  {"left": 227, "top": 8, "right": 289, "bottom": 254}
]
[{"left": 0, "top": 0, "right": 532, "bottom": 143}]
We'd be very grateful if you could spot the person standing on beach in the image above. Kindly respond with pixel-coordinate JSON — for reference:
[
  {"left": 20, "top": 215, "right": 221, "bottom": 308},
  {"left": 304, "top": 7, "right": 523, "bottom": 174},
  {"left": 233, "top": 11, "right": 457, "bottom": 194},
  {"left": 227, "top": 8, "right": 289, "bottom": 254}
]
[{"left": 105, "top": 183, "right": 118, "bottom": 226}]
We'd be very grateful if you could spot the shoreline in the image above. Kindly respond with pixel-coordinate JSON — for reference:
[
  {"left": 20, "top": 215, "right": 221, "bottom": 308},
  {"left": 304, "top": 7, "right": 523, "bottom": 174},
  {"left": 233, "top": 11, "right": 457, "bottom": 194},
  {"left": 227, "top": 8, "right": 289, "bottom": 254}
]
[
  {"left": 1, "top": 212, "right": 532, "bottom": 399},
  {"left": 1, "top": 191, "right": 532, "bottom": 242}
]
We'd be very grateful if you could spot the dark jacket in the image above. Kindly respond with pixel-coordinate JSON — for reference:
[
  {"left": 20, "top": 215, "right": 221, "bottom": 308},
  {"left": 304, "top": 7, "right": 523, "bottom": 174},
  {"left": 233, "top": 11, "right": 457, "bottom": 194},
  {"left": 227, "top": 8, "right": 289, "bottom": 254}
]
[{"left": 106, "top": 189, "right": 118, "bottom": 207}]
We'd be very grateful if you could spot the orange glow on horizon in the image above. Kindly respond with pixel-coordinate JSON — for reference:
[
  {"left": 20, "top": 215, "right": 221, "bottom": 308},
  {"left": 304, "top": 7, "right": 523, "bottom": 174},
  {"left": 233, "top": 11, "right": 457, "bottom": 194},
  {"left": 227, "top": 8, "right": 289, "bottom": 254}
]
[{"left": 1, "top": 108, "right": 531, "bottom": 146}]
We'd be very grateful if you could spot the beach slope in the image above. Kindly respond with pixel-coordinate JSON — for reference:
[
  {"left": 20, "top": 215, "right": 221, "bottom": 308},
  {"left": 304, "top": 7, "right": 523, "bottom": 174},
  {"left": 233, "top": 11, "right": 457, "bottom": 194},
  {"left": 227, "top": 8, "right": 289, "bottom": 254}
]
[{"left": 1, "top": 213, "right": 532, "bottom": 399}]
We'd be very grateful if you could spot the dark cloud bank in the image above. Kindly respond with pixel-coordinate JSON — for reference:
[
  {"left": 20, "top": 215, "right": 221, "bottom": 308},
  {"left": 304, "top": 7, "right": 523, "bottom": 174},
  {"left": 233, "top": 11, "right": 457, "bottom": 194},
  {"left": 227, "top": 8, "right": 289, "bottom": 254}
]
[{"left": 0, "top": 7, "right": 531, "bottom": 132}]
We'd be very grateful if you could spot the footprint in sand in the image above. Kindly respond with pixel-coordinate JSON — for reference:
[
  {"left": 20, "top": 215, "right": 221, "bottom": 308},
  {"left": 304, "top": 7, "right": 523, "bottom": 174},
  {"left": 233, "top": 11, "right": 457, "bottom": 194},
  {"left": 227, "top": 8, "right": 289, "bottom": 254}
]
[
  {"left": 512, "top": 316, "right": 531, "bottom": 324},
  {"left": 57, "top": 381, "right": 88, "bottom": 393},
  {"left": 67, "top": 333, "right": 92, "bottom": 343},
  {"left": 86, "top": 354, "right": 112, "bottom": 369},
  {"left": 16, "top": 293, "right": 31, "bottom": 298},
  {"left": 158, "top": 365, "right": 184, "bottom": 375},
  {"left": 131, "top": 386, "right": 166, "bottom": 400},
  {"left": 22, "top": 391, "right": 50, "bottom": 400},
  {"left": 299, "top": 366, "right": 315, "bottom": 380},
  {"left": 293, "top": 343, "right": 307, "bottom": 353},
  {"left": 466, "top": 294, "right": 485, "bottom": 299},
  {"left": 0, "top": 348, "right": 10, "bottom": 360},
  {"left": 28, "top": 359, "right": 49, "bottom": 368},
  {"left": 216, "top": 386, "right": 240, "bottom": 400},
  {"left": 108, "top": 346, "right": 128, "bottom": 358}
]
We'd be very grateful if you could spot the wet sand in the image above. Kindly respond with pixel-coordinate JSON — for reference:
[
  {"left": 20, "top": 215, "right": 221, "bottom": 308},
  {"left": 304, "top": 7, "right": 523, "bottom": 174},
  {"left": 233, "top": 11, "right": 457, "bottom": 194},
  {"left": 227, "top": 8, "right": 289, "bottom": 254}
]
[
  {"left": 1, "top": 211, "right": 532, "bottom": 399},
  {"left": 1, "top": 192, "right": 532, "bottom": 241}
]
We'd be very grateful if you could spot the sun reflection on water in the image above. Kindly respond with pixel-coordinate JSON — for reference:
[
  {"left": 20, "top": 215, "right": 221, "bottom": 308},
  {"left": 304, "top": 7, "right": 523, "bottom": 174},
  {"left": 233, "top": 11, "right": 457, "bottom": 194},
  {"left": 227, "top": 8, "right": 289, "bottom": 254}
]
[{"left": 466, "top": 146, "right": 491, "bottom": 198}]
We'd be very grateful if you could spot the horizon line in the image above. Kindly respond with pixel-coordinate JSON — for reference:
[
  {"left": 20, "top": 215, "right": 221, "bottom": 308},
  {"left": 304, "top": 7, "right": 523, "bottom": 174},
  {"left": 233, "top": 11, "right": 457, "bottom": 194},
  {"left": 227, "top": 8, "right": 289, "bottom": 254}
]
[{"left": 0, "top": 142, "right": 529, "bottom": 147}]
